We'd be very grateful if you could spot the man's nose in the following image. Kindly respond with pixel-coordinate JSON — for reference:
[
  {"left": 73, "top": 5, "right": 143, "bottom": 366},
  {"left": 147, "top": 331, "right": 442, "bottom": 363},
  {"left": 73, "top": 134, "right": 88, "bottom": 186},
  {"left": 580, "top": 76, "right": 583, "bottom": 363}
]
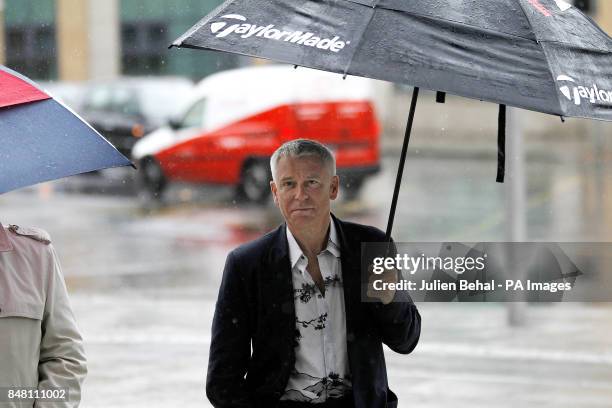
[{"left": 295, "top": 183, "right": 309, "bottom": 201}]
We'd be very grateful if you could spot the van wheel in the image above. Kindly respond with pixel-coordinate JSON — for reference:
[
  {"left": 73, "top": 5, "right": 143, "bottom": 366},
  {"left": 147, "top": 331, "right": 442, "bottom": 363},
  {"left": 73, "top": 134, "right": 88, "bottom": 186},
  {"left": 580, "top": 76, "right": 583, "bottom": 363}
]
[
  {"left": 236, "top": 160, "right": 271, "bottom": 203},
  {"left": 138, "top": 157, "right": 167, "bottom": 201}
]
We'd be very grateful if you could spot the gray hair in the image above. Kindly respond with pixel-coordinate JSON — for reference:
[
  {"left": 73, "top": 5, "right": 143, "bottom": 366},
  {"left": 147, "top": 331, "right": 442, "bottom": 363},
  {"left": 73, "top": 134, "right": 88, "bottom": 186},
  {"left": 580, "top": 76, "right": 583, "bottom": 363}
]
[{"left": 270, "top": 139, "right": 336, "bottom": 181}]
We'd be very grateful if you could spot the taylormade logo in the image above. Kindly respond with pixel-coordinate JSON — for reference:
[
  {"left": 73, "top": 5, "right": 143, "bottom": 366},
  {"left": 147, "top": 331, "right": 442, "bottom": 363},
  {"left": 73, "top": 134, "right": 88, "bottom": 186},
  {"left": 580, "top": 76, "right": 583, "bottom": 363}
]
[
  {"left": 210, "top": 14, "right": 349, "bottom": 53},
  {"left": 557, "top": 75, "right": 612, "bottom": 106}
]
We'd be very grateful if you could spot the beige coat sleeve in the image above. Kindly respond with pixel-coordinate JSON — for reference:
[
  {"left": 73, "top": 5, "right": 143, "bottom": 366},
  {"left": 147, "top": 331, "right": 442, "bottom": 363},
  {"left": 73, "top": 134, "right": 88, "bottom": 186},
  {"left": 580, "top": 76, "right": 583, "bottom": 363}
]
[{"left": 36, "top": 245, "right": 87, "bottom": 408}]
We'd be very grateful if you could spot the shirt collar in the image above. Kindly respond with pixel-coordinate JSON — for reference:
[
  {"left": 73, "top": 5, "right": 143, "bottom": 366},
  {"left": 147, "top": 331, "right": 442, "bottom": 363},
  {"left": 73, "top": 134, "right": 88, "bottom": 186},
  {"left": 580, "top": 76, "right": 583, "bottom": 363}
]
[
  {"left": 0, "top": 222, "right": 14, "bottom": 252},
  {"left": 327, "top": 220, "right": 341, "bottom": 258},
  {"left": 286, "top": 217, "right": 341, "bottom": 270}
]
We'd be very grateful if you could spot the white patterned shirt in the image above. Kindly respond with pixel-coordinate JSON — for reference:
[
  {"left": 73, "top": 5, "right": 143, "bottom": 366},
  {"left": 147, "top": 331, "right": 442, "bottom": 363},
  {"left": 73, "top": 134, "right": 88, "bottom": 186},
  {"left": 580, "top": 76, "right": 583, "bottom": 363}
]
[{"left": 281, "top": 219, "right": 352, "bottom": 403}]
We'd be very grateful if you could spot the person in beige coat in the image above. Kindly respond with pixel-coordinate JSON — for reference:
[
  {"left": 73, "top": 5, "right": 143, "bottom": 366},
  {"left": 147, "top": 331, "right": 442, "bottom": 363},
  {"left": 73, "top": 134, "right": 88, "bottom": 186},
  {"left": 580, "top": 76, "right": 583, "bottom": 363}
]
[{"left": 0, "top": 222, "right": 86, "bottom": 407}]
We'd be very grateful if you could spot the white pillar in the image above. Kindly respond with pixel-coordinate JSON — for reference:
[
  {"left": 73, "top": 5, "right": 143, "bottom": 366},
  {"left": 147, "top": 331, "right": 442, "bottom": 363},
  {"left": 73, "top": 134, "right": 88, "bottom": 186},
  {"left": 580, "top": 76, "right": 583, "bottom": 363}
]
[
  {"left": 506, "top": 108, "right": 526, "bottom": 242},
  {"left": 87, "top": 0, "right": 120, "bottom": 80},
  {"left": 505, "top": 107, "right": 527, "bottom": 326}
]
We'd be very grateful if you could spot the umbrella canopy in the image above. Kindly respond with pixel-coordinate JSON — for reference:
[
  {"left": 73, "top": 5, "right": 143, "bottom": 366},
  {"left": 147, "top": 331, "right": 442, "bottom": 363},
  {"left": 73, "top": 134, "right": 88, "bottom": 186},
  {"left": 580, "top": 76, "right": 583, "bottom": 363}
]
[
  {"left": 0, "top": 66, "right": 133, "bottom": 194},
  {"left": 173, "top": 0, "right": 612, "bottom": 238},
  {"left": 173, "top": 0, "right": 612, "bottom": 121}
]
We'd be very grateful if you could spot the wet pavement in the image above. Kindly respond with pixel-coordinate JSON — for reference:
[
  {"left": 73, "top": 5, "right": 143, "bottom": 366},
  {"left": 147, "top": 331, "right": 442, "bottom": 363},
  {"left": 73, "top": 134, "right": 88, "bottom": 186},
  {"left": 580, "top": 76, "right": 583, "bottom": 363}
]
[{"left": 1, "top": 146, "right": 612, "bottom": 407}]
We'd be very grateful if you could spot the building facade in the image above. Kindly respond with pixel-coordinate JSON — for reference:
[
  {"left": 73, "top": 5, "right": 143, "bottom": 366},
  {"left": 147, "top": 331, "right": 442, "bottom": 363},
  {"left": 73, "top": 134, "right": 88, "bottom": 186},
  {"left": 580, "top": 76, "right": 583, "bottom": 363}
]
[{"left": 0, "top": 0, "right": 236, "bottom": 80}]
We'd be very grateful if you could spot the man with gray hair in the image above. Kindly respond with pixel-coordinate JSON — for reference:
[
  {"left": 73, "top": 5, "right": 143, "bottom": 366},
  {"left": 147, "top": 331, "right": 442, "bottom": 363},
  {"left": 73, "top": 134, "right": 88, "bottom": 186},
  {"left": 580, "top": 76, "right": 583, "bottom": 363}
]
[
  {"left": 207, "top": 139, "right": 420, "bottom": 408},
  {"left": 269, "top": 138, "right": 337, "bottom": 182}
]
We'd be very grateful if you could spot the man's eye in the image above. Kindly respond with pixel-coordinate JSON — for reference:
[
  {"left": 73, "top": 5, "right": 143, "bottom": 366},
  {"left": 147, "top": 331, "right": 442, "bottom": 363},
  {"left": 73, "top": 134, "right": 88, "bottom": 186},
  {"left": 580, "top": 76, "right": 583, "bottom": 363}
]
[
  {"left": 308, "top": 180, "right": 320, "bottom": 186},
  {"left": 282, "top": 181, "right": 295, "bottom": 188}
]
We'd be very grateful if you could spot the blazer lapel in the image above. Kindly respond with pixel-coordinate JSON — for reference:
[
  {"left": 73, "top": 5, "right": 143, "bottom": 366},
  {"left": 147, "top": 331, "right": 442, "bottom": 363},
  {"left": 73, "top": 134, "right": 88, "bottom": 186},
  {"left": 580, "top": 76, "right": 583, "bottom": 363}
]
[
  {"left": 261, "top": 225, "right": 296, "bottom": 343},
  {"left": 332, "top": 215, "right": 360, "bottom": 338}
]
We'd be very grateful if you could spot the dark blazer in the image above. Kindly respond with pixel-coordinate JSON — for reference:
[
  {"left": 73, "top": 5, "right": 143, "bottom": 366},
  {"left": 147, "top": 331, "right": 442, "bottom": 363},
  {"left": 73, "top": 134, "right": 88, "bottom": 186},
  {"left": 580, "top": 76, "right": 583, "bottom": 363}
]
[{"left": 206, "top": 215, "right": 421, "bottom": 408}]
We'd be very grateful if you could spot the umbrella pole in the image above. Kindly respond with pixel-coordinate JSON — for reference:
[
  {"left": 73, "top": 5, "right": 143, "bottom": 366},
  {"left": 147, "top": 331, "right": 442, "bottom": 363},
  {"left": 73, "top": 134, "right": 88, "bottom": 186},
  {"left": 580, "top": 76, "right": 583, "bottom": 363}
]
[{"left": 385, "top": 87, "right": 420, "bottom": 241}]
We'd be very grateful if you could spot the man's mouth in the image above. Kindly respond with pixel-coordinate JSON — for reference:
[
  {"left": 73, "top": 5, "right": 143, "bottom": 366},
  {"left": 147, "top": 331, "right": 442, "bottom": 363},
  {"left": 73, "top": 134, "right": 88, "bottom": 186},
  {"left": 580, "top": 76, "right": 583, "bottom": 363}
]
[{"left": 292, "top": 207, "right": 315, "bottom": 213}]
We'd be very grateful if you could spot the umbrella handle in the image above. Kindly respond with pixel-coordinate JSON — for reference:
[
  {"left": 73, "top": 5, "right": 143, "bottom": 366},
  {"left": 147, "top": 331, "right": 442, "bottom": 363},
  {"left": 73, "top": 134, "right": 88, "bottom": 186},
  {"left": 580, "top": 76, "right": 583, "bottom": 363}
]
[{"left": 385, "top": 87, "right": 420, "bottom": 242}]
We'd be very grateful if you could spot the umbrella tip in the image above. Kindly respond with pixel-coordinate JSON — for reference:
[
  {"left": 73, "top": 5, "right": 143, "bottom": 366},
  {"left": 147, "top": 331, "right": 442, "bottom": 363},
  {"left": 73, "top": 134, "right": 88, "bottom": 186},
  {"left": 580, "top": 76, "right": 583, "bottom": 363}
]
[
  {"left": 560, "top": 116, "right": 566, "bottom": 123},
  {"left": 168, "top": 39, "right": 182, "bottom": 50}
]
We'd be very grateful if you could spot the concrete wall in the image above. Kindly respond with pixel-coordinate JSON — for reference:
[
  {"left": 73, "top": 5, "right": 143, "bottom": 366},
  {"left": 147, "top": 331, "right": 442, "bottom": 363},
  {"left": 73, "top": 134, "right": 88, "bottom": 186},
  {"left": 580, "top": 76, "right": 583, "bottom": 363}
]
[{"left": 56, "top": 0, "right": 89, "bottom": 80}]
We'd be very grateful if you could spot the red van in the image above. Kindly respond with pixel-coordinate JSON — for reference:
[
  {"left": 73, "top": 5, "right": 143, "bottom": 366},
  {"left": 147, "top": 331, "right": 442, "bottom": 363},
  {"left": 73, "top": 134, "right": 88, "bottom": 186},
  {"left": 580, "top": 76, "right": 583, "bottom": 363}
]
[{"left": 132, "top": 65, "right": 380, "bottom": 202}]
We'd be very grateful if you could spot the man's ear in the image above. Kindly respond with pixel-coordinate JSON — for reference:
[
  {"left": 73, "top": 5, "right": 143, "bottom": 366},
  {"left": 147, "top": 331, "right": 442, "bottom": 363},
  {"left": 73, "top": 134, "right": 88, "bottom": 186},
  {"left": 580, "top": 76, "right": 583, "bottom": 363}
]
[
  {"left": 270, "top": 180, "right": 279, "bottom": 207},
  {"left": 330, "top": 175, "right": 339, "bottom": 200}
]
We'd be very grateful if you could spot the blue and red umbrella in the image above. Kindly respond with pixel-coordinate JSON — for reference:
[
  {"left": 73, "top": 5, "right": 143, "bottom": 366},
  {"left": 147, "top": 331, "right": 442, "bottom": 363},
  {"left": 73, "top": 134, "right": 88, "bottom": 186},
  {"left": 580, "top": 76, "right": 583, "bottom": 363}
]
[{"left": 0, "top": 66, "right": 133, "bottom": 194}]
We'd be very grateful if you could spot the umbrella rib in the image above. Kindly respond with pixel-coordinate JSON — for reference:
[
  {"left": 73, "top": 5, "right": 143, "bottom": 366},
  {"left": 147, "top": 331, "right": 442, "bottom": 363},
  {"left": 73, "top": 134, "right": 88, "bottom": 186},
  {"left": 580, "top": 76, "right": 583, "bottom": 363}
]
[
  {"left": 344, "top": 0, "right": 538, "bottom": 44},
  {"left": 341, "top": 1, "right": 380, "bottom": 78},
  {"left": 0, "top": 65, "right": 49, "bottom": 93},
  {"left": 340, "top": 3, "right": 544, "bottom": 82},
  {"left": 534, "top": 40, "right": 612, "bottom": 54},
  {"left": 514, "top": 0, "right": 565, "bottom": 117},
  {"left": 515, "top": 0, "right": 612, "bottom": 51},
  {"left": 171, "top": 0, "right": 234, "bottom": 48}
]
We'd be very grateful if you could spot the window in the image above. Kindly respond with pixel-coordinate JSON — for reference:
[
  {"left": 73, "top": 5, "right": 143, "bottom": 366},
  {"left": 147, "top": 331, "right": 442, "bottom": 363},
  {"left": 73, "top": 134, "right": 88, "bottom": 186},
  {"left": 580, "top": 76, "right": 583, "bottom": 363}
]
[
  {"left": 112, "top": 88, "right": 141, "bottom": 117},
  {"left": 83, "top": 86, "right": 113, "bottom": 112},
  {"left": 179, "top": 99, "right": 206, "bottom": 129},
  {"left": 121, "top": 21, "right": 168, "bottom": 75},
  {"left": 83, "top": 85, "right": 142, "bottom": 117},
  {"left": 5, "top": 25, "right": 57, "bottom": 79}
]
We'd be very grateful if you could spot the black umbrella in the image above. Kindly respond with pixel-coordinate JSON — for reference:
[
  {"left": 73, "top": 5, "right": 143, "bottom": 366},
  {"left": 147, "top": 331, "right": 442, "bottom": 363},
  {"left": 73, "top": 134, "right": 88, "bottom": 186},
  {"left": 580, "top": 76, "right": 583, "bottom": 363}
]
[{"left": 172, "top": 0, "right": 612, "bottom": 239}]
